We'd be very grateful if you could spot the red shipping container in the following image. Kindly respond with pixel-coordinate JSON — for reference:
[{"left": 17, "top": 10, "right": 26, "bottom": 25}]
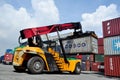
[
  {"left": 98, "top": 46, "right": 104, "bottom": 54},
  {"left": 91, "top": 62, "right": 100, "bottom": 71},
  {"left": 102, "top": 17, "right": 120, "bottom": 38},
  {"left": 3, "top": 53, "right": 13, "bottom": 65},
  {"left": 98, "top": 38, "right": 104, "bottom": 46},
  {"left": 91, "top": 62, "right": 104, "bottom": 72},
  {"left": 104, "top": 56, "right": 120, "bottom": 77}
]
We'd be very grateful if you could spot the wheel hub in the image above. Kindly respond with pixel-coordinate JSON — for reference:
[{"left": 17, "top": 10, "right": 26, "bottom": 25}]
[
  {"left": 34, "top": 62, "right": 41, "bottom": 70},
  {"left": 77, "top": 66, "right": 80, "bottom": 72}
]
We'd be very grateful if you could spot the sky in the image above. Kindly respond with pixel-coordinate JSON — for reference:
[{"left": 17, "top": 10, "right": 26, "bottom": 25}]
[{"left": 0, "top": 0, "right": 120, "bottom": 56}]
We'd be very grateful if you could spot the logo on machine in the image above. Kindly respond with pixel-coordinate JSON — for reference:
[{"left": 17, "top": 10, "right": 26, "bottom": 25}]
[
  {"left": 112, "top": 39, "right": 120, "bottom": 51},
  {"left": 64, "top": 40, "right": 86, "bottom": 49}
]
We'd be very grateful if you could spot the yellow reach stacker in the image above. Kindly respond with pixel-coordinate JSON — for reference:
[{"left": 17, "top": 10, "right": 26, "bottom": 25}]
[{"left": 13, "top": 22, "right": 83, "bottom": 74}]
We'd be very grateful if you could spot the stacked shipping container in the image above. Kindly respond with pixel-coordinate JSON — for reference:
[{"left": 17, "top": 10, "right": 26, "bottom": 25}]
[
  {"left": 61, "top": 33, "right": 98, "bottom": 71},
  {"left": 91, "top": 38, "right": 104, "bottom": 72},
  {"left": 103, "top": 17, "right": 120, "bottom": 77},
  {"left": 62, "top": 36, "right": 98, "bottom": 54},
  {"left": 98, "top": 38, "right": 104, "bottom": 54},
  {"left": 104, "top": 56, "right": 120, "bottom": 76},
  {"left": 3, "top": 49, "right": 13, "bottom": 65},
  {"left": 91, "top": 62, "right": 104, "bottom": 72}
]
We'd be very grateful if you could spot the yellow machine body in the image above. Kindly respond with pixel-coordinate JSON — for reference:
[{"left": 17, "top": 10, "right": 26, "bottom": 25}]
[{"left": 13, "top": 46, "right": 81, "bottom": 73}]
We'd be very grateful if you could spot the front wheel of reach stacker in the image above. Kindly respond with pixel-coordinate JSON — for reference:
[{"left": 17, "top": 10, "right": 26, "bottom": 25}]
[
  {"left": 73, "top": 62, "right": 81, "bottom": 74},
  {"left": 27, "top": 56, "right": 44, "bottom": 74}
]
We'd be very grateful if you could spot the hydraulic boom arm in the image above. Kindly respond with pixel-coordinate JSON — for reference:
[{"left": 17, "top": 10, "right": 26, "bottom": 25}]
[{"left": 20, "top": 22, "right": 82, "bottom": 39}]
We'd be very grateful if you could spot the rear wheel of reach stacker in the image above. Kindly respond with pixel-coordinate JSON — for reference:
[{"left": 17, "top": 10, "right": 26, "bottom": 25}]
[
  {"left": 73, "top": 62, "right": 81, "bottom": 74},
  {"left": 27, "top": 56, "right": 44, "bottom": 74}
]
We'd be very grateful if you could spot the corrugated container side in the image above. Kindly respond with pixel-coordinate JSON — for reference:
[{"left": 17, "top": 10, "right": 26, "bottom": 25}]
[
  {"left": 91, "top": 62, "right": 104, "bottom": 72},
  {"left": 104, "top": 56, "right": 120, "bottom": 77},
  {"left": 98, "top": 45, "right": 104, "bottom": 54},
  {"left": 104, "top": 36, "right": 120, "bottom": 55},
  {"left": 102, "top": 17, "right": 120, "bottom": 38},
  {"left": 91, "top": 62, "right": 100, "bottom": 71},
  {"left": 4, "top": 54, "right": 13, "bottom": 61},
  {"left": 95, "top": 54, "right": 104, "bottom": 62},
  {"left": 98, "top": 38, "right": 104, "bottom": 46},
  {"left": 62, "top": 36, "right": 98, "bottom": 54}
]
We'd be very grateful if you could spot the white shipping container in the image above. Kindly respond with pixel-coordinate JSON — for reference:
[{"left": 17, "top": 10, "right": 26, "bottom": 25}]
[
  {"left": 62, "top": 36, "right": 98, "bottom": 54},
  {"left": 104, "top": 36, "right": 120, "bottom": 55}
]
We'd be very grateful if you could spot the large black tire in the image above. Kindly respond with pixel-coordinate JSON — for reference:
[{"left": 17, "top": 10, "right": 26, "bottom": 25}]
[
  {"left": 73, "top": 62, "right": 81, "bottom": 74},
  {"left": 13, "top": 66, "right": 26, "bottom": 72},
  {"left": 27, "top": 56, "right": 44, "bottom": 74}
]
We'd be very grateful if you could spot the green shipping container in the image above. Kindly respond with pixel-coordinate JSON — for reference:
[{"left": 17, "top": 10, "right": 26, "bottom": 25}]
[{"left": 95, "top": 54, "right": 104, "bottom": 62}]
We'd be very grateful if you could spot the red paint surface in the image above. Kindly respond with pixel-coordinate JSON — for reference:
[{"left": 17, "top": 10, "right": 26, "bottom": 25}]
[
  {"left": 98, "top": 38, "right": 104, "bottom": 46},
  {"left": 102, "top": 17, "right": 120, "bottom": 38},
  {"left": 104, "top": 56, "right": 120, "bottom": 77},
  {"left": 76, "top": 54, "right": 82, "bottom": 59},
  {"left": 4, "top": 54, "right": 13, "bottom": 63},
  {"left": 98, "top": 46, "right": 104, "bottom": 54},
  {"left": 20, "top": 22, "right": 81, "bottom": 39},
  {"left": 91, "top": 62, "right": 104, "bottom": 72},
  {"left": 91, "top": 62, "right": 99, "bottom": 71}
]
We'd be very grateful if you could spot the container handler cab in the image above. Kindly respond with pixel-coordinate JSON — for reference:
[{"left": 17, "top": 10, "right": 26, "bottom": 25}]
[{"left": 13, "top": 22, "right": 83, "bottom": 74}]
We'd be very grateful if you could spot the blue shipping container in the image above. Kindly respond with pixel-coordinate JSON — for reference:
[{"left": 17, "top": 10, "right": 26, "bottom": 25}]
[
  {"left": 6, "top": 49, "right": 13, "bottom": 54},
  {"left": 104, "top": 36, "right": 120, "bottom": 55}
]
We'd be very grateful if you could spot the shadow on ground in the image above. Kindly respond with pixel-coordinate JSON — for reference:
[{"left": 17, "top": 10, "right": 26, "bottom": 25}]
[{"left": 13, "top": 70, "right": 80, "bottom": 75}]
